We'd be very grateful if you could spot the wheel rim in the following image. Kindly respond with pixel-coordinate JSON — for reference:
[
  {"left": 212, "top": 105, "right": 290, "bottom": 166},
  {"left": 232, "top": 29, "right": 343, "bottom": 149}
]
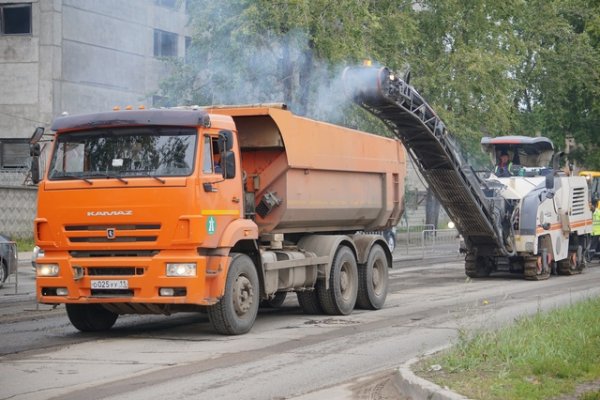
[
  {"left": 372, "top": 258, "right": 385, "bottom": 296},
  {"left": 233, "top": 274, "right": 254, "bottom": 317},
  {"left": 339, "top": 262, "right": 354, "bottom": 301}
]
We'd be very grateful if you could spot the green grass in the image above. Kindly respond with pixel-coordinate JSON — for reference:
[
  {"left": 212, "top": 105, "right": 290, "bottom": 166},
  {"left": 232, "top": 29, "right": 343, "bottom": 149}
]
[
  {"left": 580, "top": 391, "right": 600, "bottom": 400},
  {"left": 416, "top": 297, "right": 600, "bottom": 400},
  {"left": 15, "top": 237, "right": 35, "bottom": 252}
]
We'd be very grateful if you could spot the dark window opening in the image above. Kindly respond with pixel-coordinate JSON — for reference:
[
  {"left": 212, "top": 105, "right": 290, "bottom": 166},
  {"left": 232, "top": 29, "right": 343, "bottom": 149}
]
[
  {"left": 0, "top": 140, "right": 30, "bottom": 169},
  {"left": 1, "top": 4, "right": 32, "bottom": 35},
  {"left": 153, "top": 29, "right": 178, "bottom": 57}
]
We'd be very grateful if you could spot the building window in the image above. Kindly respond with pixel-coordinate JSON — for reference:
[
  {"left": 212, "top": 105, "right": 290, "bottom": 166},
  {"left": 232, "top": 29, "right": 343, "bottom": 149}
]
[
  {"left": 0, "top": 140, "right": 30, "bottom": 169},
  {"left": 0, "top": 3, "right": 32, "bottom": 35},
  {"left": 154, "top": 29, "right": 178, "bottom": 57}
]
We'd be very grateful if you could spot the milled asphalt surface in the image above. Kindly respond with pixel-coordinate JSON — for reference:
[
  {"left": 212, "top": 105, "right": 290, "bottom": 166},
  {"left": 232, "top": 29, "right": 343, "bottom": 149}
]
[{"left": 1, "top": 248, "right": 468, "bottom": 400}]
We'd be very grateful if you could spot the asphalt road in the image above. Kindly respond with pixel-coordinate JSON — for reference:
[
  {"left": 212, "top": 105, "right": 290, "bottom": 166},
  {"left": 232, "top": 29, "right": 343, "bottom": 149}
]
[{"left": 1, "top": 255, "right": 600, "bottom": 400}]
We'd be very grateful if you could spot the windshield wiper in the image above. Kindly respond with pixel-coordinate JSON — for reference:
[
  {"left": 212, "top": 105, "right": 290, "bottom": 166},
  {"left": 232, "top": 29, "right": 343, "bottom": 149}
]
[
  {"left": 149, "top": 174, "right": 165, "bottom": 184},
  {"left": 88, "top": 172, "right": 129, "bottom": 184},
  {"left": 131, "top": 170, "right": 166, "bottom": 183},
  {"left": 53, "top": 174, "right": 93, "bottom": 185}
]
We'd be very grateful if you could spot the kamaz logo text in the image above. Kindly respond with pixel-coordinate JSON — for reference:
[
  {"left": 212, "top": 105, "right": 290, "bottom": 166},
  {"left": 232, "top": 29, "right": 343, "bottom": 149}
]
[{"left": 87, "top": 210, "right": 133, "bottom": 217}]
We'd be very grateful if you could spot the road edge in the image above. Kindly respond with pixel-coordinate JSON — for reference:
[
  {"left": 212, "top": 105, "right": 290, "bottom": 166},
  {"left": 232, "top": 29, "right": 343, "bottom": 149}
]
[{"left": 395, "top": 346, "right": 470, "bottom": 400}]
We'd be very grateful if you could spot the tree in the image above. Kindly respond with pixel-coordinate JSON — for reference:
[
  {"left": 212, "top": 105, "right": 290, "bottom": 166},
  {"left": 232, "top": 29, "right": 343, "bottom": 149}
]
[
  {"left": 512, "top": 0, "right": 600, "bottom": 169},
  {"left": 159, "top": 0, "right": 600, "bottom": 169}
]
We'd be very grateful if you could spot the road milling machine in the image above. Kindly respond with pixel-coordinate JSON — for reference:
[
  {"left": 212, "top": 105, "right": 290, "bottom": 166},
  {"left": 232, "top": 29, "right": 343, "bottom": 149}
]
[{"left": 343, "top": 66, "right": 592, "bottom": 280}]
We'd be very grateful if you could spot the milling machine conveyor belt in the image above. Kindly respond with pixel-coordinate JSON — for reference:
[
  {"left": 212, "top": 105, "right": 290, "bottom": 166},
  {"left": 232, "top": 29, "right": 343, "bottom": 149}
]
[{"left": 343, "top": 66, "right": 503, "bottom": 249}]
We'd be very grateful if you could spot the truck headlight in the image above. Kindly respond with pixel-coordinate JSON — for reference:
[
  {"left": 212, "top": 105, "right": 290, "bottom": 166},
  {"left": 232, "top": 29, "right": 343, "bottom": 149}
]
[
  {"left": 166, "top": 263, "right": 196, "bottom": 277},
  {"left": 37, "top": 264, "right": 60, "bottom": 277}
]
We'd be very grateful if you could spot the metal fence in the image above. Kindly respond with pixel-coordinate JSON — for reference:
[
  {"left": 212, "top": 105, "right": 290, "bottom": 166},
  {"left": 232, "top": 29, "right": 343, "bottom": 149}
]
[
  {"left": 395, "top": 225, "right": 461, "bottom": 259},
  {"left": 0, "top": 169, "right": 30, "bottom": 186},
  {"left": 0, "top": 185, "right": 37, "bottom": 238},
  {"left": 420, "top": 228, "right": 461, "bottom": 258}
]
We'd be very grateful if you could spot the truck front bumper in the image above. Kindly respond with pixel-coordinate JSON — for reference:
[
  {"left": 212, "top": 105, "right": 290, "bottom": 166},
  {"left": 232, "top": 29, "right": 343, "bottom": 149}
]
[{"left": 36, "top": 250, "right": 229, "bottom": 306}]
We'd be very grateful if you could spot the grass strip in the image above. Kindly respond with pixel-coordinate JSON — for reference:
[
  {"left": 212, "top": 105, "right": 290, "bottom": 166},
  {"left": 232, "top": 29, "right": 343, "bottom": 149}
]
[{"left": 416, "top": 296, "right": 600, "bottom": 400}]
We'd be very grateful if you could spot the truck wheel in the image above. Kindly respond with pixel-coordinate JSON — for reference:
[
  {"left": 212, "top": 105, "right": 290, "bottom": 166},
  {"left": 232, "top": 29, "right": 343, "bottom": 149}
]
[
  {"left": 297, "top": 290, "right": 323, "bottom": 314},
  {"left": 356, "top": 244, "right": 389, "bottom": 310},
  {"left": 464, "top": 253, "right": 492, "bottom": 278},
  {"left": 318, "top": 246, "right": 358, "bottom": 315},
  {"left": 524, "top": 255, "right": 550, "bottom": 280},
  {"left": 557, "top": 245, "right": 585, "bottom": 275},
  {"left": 66, "top": 304, "right": 118, "bottom": 332},
  {"left": 261, "top": 291, "right": 287, "bottom": 308},
  {"left": 208, "top": 253, "right": 259, "bottom": 335}
]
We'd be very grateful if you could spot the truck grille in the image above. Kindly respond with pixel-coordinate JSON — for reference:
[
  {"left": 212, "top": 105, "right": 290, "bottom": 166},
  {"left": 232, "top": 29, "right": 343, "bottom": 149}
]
[
  {"left": 70, "top": 236, "right": 157, "bottom": 243},
  {"left": 70, "top": 250, "right": 158, "bottom": 258},
  {"left": 87, "top": 267, "right": 144, "bottom": 276},
  {"left": 65, "top": 224, "right": 161, "bottom": 244}
]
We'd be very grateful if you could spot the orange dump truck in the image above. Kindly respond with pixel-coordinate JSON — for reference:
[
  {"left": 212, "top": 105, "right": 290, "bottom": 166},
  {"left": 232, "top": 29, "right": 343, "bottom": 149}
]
[{"left": 31, "top": 104, "right": 405, "bottom": 334}]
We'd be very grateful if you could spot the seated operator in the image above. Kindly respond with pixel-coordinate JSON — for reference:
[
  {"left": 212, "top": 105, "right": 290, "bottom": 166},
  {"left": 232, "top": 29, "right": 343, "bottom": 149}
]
[{"left": 495, "top": 151, "right": 512, "bottom": 177}]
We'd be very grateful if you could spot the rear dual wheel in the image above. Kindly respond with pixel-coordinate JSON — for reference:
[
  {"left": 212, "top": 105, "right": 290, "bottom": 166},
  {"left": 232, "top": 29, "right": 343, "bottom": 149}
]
[
  {"left": 298, "top": 244, "right": 388, "bottom": 315},
  {"left": 356, "top": 244, "right": 389, "bottom": 310},
  {"left": 318, "top": 246, "right": 358, "bottom": 315}
]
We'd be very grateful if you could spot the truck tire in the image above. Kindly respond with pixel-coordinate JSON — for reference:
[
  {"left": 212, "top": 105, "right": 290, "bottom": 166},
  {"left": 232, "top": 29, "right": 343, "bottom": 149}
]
[
  {"left": 66, "top": 304, "right": 118, "bottom": 332},
  {"left": 356, "top": 244, "right": 389, "bottom": 310},
  {"left": 208, "top": 253, "right": 259, "bottom": 335},
  {"left": 297, "top": 290, "right": 323, "bottom": 314},
  {"left": 317, "top": 246, "right": 358, "bottom": 315},
  {"left": 464, "top": 253, "right": 492, "bottom": 278}
]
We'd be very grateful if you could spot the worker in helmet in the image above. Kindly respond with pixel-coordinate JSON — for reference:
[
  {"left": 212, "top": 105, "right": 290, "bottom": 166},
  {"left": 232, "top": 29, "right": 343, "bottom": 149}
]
[{"left": 495, "top": 150, "right": 512, "bottom": 177}]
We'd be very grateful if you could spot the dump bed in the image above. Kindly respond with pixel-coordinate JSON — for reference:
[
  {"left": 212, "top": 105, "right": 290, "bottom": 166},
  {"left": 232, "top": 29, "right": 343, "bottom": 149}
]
[{"left": 208, "top": 105, "right": 406, "bottom": 234}]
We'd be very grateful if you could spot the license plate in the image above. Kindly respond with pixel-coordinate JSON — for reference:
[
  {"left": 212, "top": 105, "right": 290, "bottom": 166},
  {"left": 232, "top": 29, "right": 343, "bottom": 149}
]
[{"left": 91, "top": 280, "right": 129, "bottom": 290}]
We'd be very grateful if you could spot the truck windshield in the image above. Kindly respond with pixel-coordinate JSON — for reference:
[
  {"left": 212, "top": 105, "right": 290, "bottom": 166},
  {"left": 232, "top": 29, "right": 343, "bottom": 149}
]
[{"left": 48, "top": 127, "right": 197, "bottom": 180}]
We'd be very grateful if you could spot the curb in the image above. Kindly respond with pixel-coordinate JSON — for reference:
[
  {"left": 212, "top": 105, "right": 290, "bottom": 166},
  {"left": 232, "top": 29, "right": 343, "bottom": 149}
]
[{"left": 395, "top": 347, "right": 470, "bottom": 400}]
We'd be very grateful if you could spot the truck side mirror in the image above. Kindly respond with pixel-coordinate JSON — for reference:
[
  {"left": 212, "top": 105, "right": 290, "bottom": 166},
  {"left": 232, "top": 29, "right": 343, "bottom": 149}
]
[
  {"left": 30, "top": 143, "right": 41, "bottom": 184},
  {"left": 30, "top": 127, "right": 45, "bottom": 144},
  {"left": 218, "top": 130, "right": 234, "bottom": 152},
  {"left": 218, "top": 130, "right": 235, "bottom": 179},
  {"left": 222, "top": 151, "right": 236, "bottom": 179}
]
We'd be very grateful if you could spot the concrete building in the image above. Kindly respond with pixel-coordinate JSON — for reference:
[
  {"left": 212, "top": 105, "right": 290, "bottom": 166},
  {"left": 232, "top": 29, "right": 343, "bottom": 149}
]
[{"left": 0, "top": 0, "right": 189, "bottom": 237}]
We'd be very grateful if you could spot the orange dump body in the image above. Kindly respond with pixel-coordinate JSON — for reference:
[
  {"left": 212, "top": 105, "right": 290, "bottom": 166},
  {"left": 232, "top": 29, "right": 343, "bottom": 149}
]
[{"left": 209, "top": 105, "right": 406, "bottom": 234}]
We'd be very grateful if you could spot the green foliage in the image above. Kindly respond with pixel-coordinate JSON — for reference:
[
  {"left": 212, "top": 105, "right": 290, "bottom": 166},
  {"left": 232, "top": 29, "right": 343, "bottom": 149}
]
[
  {"left": 159, "top": 0, "right": 600, "bottom": 169},
  {"left": 420, "top": 297, "right": 600, "bottom": 399}
]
